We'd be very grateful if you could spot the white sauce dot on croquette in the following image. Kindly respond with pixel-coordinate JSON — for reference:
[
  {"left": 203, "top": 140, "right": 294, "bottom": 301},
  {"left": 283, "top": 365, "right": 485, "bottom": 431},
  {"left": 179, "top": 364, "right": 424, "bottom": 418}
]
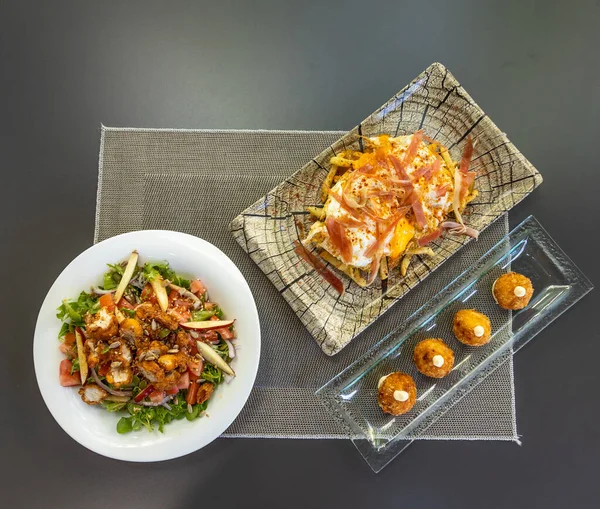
[
  {"left": 473, "top": 325, "right": 485, "bottom": 337},
  {"left": 393, "top": 390, "right": 409, "bottom": 402},
  {"left": 432, "top": 354, "right": 445, "bottom": 367},
  {"left": 514, "top": 285, "right": 526, "bottom": 297}
]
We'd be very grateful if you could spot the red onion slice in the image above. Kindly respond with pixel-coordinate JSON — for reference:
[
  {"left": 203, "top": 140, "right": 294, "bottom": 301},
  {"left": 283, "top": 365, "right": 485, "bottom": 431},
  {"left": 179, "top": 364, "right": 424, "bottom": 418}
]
[
  {"left": 92, "top": 286, "right": 116, "bottom": 295},
  {"left": 224, "top": 339, "right": 235, "bottom": 359}
]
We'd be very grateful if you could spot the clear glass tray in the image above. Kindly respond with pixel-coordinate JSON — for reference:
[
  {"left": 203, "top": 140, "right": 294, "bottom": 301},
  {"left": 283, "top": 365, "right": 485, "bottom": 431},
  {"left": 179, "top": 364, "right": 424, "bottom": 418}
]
[{"left": 315, "top": 216, "right": 593, "bottom": 472}]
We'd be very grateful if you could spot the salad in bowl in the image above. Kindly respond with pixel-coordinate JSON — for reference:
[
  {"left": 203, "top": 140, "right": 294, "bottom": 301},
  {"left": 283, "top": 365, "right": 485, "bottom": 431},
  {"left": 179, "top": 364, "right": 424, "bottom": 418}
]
[
  {"left": 33, "top": 231, "right": 260, "bottom": 461},
  {"left": 57, "top": 252, "right": 237, "bottom": 434}
]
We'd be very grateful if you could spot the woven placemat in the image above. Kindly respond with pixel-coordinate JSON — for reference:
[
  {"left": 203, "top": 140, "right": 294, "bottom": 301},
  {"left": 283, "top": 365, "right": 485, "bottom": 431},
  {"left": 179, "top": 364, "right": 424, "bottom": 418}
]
[{"left": 95, "top": 126, "right": 518, "bottom": 441}]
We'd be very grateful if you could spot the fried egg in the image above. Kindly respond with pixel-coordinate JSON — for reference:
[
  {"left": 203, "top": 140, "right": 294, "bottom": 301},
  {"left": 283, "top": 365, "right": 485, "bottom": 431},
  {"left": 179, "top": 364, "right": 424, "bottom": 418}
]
[{"left": 306, "top": 133, "right": 457, "bottom": 269}]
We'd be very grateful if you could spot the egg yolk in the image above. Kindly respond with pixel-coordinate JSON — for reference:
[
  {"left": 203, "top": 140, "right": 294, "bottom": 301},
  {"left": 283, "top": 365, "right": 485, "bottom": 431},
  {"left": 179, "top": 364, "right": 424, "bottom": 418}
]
[{"left": 389, "top": 218, "right": 415, "bottom": 259}]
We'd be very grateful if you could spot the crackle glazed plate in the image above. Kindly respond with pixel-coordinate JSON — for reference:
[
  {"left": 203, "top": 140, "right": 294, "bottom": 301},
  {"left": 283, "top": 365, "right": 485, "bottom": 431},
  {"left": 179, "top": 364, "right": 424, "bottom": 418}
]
[{"left": 230, "top": 63, "right": 542, "bottom": 356}]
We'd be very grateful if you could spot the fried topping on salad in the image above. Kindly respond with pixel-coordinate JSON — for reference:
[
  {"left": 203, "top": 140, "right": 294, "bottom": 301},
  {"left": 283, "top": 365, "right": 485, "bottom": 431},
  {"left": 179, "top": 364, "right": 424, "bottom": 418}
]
[
  {"left": 135, "top": 302, "right": 180, "bottom": 330},
  {"left": 85, "top": 307, "right": 119, "bottom": 341},
  {"left": 79, "top": 384, "right": 108, "bottom": 405},
  {"left": 196, "top": 382, "right": 214, "bottom": 405},
  {"left": 56, "top": 254, "right": 237, "bottom": 434}
]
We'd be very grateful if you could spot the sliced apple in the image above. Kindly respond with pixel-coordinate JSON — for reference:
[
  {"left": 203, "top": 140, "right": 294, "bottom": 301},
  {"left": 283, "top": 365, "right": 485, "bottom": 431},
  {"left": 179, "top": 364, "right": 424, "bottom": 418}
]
[
  {"left": 150, "top": 275, "right": 169, "bottom": 312},
  {"left": 196, "top": 340, "right": 235, "bottom": 377},
  {"left": 181, "top": 319, "right": 235, "bottom": 330},
  {"left": 75, "top": 328, "right": 89, "bottom": 385},
  {"left": 114, "top": 307, "right": 126, "bottom": 324},
  {"left": 114, "top": 250, "right": 139, "bottom": 304}
]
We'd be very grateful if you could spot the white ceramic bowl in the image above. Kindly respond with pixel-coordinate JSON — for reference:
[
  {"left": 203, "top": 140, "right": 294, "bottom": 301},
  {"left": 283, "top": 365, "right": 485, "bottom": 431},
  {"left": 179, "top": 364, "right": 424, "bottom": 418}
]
[{"left": 33, "top": 231, "right": 260, "bottom": 461}]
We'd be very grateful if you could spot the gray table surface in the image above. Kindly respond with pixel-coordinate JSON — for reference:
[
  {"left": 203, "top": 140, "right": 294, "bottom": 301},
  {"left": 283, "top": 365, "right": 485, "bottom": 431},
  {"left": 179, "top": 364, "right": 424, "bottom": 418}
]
[{"left": 1, "top": 1, "right": 598, "bottom": 507}]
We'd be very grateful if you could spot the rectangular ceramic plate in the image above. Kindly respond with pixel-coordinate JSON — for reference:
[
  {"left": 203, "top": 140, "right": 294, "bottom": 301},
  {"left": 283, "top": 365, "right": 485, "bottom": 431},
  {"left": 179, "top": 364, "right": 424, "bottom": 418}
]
[
  {"left": 230, "top": 63, "right": 543, "bottom": 356},
  {"left": 315, "top": 216, "right": 592, "bottom": 472}
]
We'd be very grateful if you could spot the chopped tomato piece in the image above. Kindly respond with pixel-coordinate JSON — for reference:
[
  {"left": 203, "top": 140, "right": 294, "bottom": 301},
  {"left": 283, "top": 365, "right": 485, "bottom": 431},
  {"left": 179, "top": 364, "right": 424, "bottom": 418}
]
[
  {"left": 168, "top": 289, "right": 195, "bottom": 308},
  {"left": 59, "top": 359, "right": 81, "bottom": 387},
  {"left": 58, "top": 342, "right": 76, "bottom": 358},
  {"left": 187, "top": 358, "right": 203, "bottom": 377},
  {"left": 165, "top": 386, "right": 179, "bottom": 395},
  {"left": 215, "top": 327, "right": 235, "bottom": 341},
  {"left": 190, "top": 279, "right": 207, "bottom": 297},
  {"left": 198, "top": 330, "right": 219, "bottom": 343},
  {"left": 186, "top": 372, "right": 200, "bottom": 405},
  {"left": 177, "top": 371, "right": 190, "bottom": 390},
  {"left": 141, "top": 284, "right": 158, "bottom": 305},
  {"left": 174, "top": 299, "right": 193, "bottom": 310},
  {"left": 148, "top": 390, "right": 166, "bottom": 404},
  {"left": 169, "top": 307, "right": 191, "bottom": 323},
  {"left": 98, "top": 293, "right": 115, "bottom": 311},
  {"left": 168, "top": 288, "right": 193, "bottom": 322},
  {"left": 63, "top": 332, "right": 76, "bottom": 346},
  {"left": 117, "top": 297, "right": 135, "bottom": 310}
]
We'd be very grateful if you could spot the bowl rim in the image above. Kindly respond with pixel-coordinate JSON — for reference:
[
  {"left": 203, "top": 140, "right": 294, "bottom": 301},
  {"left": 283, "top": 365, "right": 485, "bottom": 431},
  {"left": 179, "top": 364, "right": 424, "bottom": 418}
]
[{"left": 33, "top": 230, "right": 261, "bottom": 461}]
